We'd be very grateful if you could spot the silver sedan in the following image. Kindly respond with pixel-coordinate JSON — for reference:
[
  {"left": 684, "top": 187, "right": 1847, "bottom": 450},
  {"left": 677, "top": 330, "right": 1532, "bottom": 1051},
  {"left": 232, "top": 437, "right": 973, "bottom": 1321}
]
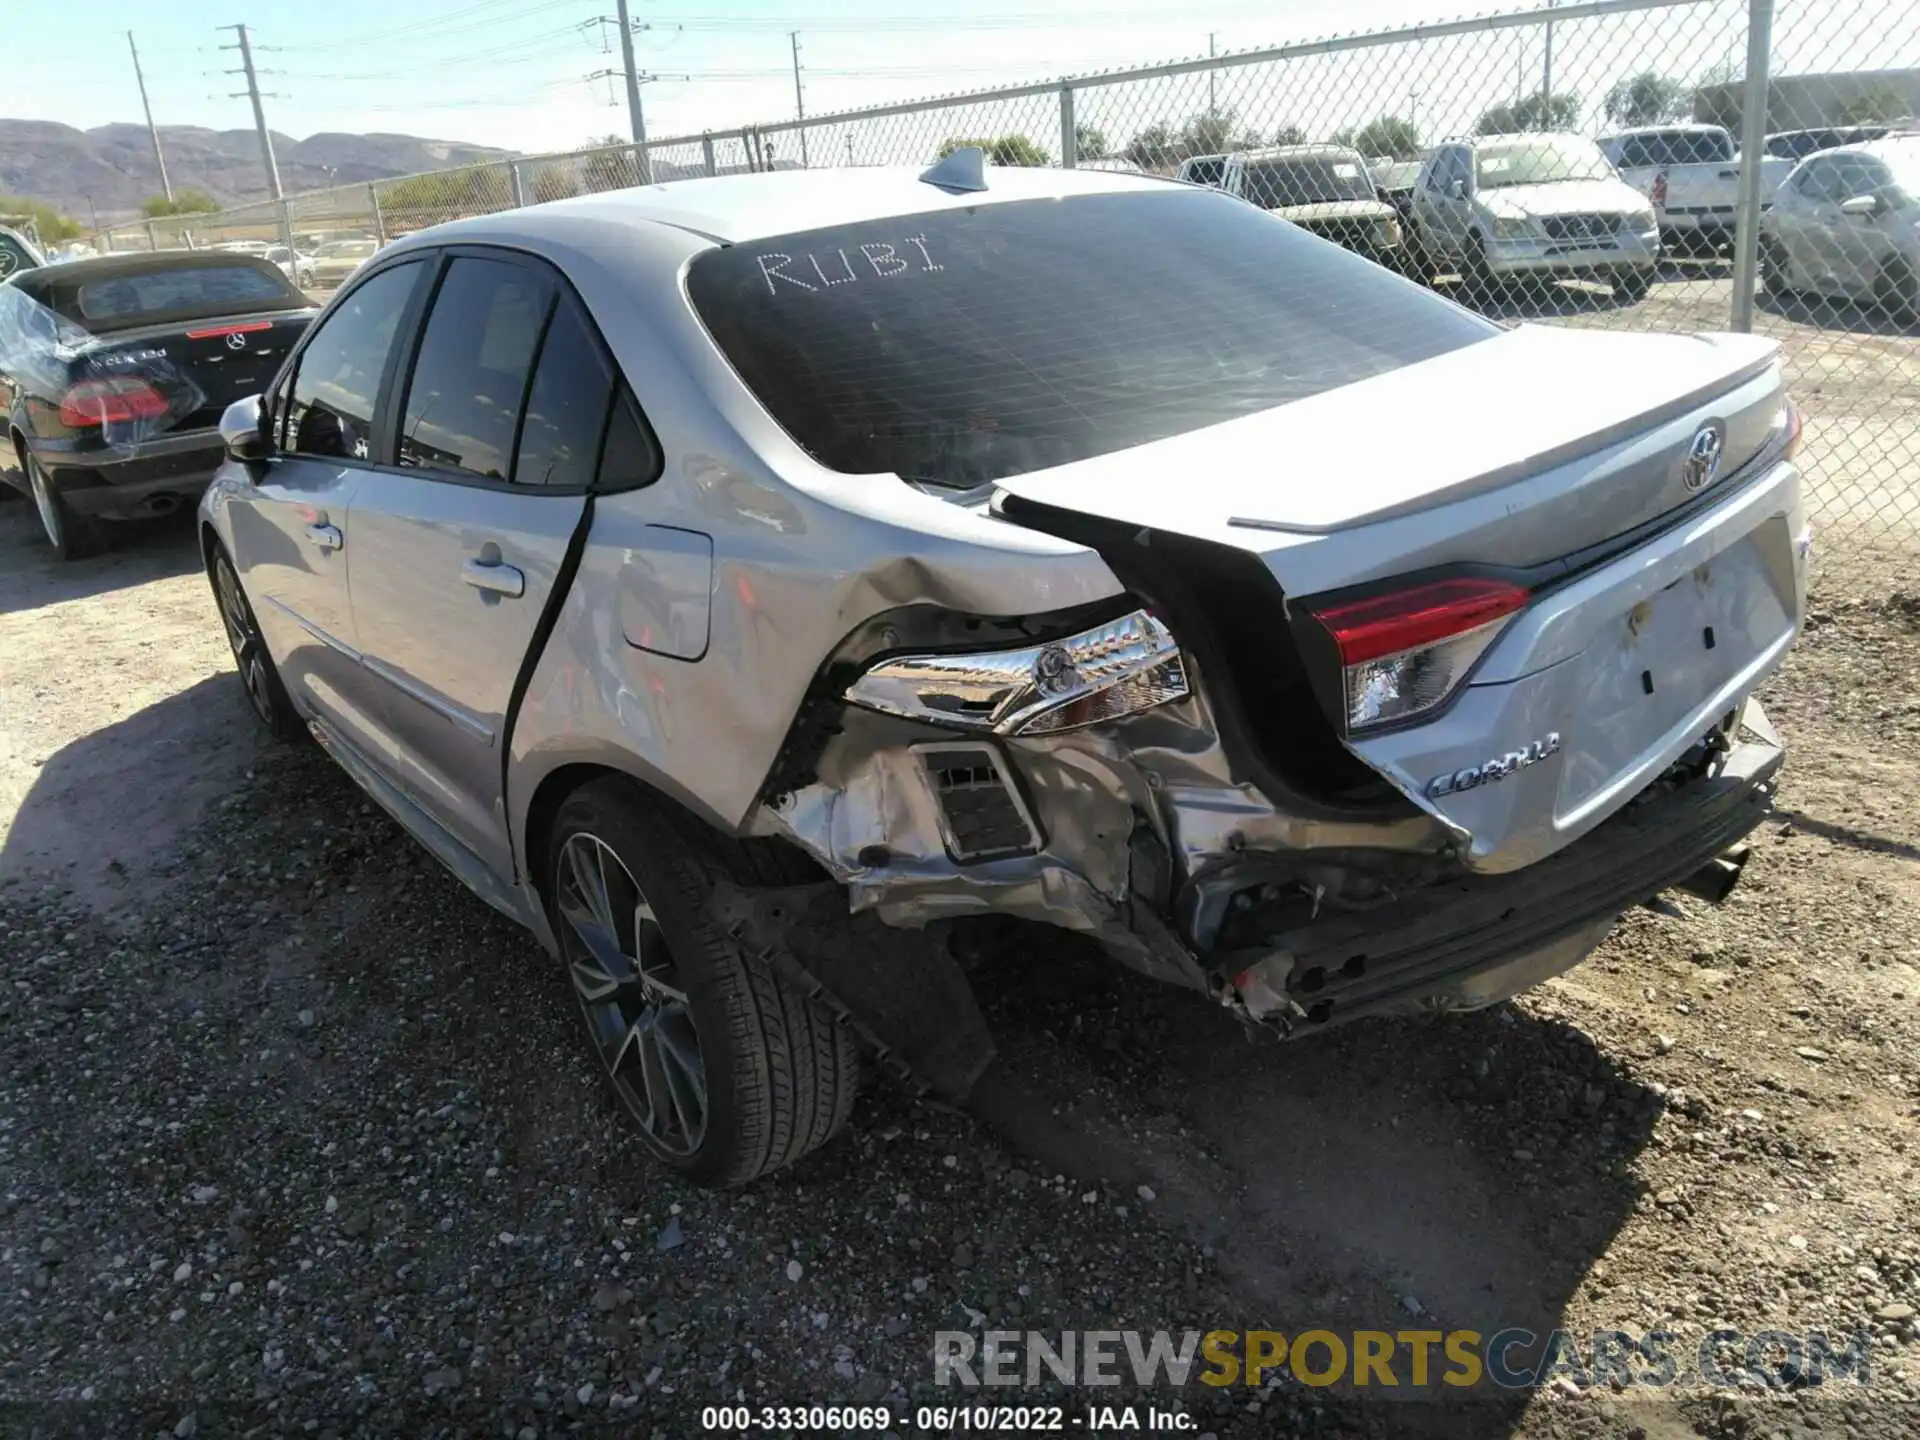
[{"left": 201, "top": 153, "right": 1808, "bottom": 1185}]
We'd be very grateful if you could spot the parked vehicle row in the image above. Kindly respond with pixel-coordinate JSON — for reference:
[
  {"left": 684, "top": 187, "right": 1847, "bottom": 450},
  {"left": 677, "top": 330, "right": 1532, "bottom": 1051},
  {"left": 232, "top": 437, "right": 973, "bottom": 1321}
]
[
  {"left": 1187, "top": 122, "right": 1918, "bottom": 320},
  {"left": 151, "top": 154, "right": 1805, "bottom": 1185}
]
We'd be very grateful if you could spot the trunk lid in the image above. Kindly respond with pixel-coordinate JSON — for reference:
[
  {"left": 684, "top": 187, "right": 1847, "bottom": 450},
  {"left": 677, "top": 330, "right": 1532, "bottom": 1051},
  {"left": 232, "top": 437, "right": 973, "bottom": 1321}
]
[
  {"left": 70, "top": 309, "right": 312, "bottom": 435},
  {"left": 993, "top": 324, "right": 1804, "bottom": 873}
]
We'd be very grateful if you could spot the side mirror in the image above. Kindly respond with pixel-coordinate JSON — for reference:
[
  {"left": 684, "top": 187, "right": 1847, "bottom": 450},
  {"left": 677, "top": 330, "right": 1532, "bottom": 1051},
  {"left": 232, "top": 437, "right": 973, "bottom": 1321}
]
[
  {"left": 220, "top": 394, "right": 271, "bottom": 465},
  {"left": 1449, "top": 178, "right": 1468, "bottom": 200},
  {"left": 1838, "top": 193, "right": 1880, "bottom": 216}
]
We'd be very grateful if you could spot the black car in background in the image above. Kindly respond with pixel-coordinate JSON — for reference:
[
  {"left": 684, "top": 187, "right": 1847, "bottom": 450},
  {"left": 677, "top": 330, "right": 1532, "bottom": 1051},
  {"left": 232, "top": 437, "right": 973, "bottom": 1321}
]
[{"left": 0, "top": 251, "right": 314, "bottom": 558}]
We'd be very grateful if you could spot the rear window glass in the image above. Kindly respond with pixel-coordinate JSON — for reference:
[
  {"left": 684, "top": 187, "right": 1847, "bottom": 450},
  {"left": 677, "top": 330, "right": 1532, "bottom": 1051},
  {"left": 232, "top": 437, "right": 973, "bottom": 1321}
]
[
  {"left": 1617, "top": 130, "right": 1735, "bottom": 168},
  {"left": 686, "top": 190, "right": 1493, "bottom": 489},
  {"left": 1244, "top": 155, "right": 1376, "bottom": 207},
  {"left": 75, "top": 263, "right": 298, "bottom": 324}
]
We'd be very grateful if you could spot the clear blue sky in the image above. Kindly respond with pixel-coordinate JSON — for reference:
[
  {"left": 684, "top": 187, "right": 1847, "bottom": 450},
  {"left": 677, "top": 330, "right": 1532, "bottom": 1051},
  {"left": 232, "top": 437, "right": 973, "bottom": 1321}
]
[{"left": 5, "top": 0, "right": 1912, "bottom": 166}]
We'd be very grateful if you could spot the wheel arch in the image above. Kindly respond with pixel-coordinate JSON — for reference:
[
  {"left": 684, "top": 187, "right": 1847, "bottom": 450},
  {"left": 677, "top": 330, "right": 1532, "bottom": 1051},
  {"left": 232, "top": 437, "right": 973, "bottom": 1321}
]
[{"left": 517, "top": 757, "right": 820, "bottom": 915}]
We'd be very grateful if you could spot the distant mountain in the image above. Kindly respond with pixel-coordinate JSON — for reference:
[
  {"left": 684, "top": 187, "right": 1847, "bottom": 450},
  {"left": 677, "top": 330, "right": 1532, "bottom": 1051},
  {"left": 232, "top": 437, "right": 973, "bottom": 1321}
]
[{"left": 0, "top": 120, "right": 515, "bottom": 222}]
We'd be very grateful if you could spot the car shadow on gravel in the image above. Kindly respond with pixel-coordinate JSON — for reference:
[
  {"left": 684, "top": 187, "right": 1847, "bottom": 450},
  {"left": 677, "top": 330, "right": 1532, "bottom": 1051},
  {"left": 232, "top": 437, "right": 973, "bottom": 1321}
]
[
  {"left": 967, "top": 929, "right": 1664, "bottom": 1419},
  {"left": 0, "top": 672, "right": 264, "bottom": 905},
  {"left": 0, "top": 500, "right": 203, "bottom": 616},
  {"left": 1758, "top": 290, "right": 1920, "bottom": 338}
]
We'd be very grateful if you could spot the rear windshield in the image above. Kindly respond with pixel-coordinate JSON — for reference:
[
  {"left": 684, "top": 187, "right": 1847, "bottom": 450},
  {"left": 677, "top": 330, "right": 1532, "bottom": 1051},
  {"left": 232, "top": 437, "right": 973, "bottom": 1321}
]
[
  {"left": 1615, "top": 129, "right": 1735, "bottom": 168},
  {"left": 686, "top": 189, "right": 1494, "bottom": 488},
  {"left": 21, "top": 259, "right": 306, "bottom": 333},
  {"left": 1244, "top": 155, "right": 1376, "bottom": 207}
]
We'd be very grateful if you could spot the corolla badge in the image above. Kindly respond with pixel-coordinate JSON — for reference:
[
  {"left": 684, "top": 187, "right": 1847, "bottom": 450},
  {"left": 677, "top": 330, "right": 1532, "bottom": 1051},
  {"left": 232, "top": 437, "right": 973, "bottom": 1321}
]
[
  {"left": 1426, "top": 732, "right": 1562, "bottom": 798},
  {"left": 1681, "top": 423, "right": 1725, "bottom": 492}
]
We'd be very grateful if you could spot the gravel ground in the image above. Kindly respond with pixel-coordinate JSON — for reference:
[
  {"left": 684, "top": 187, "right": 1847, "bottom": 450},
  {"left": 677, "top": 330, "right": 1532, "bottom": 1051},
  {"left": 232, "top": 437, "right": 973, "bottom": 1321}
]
[{"left": 1, "top": 507, "right": 1918, "bottom": 1435}]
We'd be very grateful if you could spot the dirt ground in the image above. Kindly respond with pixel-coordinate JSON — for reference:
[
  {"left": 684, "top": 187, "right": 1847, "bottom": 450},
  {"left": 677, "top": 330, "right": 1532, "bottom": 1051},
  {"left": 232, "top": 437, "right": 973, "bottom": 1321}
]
[{"left": 1, "top": 361, "right": 1917, "bottom": 1436}]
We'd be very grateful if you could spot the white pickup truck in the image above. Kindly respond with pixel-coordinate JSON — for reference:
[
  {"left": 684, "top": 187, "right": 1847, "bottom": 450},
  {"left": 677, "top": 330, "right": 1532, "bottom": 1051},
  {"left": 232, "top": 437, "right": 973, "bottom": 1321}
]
[{"left": 1599, "top": 124, "right": 1794, "bottom": 252}]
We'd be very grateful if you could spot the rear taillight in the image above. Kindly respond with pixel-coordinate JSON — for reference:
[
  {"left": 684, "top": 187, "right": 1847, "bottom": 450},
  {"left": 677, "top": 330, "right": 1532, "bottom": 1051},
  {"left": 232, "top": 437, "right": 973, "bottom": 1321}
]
[
  {"left": 58, "top": 377, "right": 171, "bottom": 428},
  {"left": 1780, "top": 395, "right": 1804, "bottom": 460},
  {"left": 184, "top": 320, "right": 274, "bottom": 340},
  {"left": 1308, "top": 577, "right": 1529, "bottom": 733}
]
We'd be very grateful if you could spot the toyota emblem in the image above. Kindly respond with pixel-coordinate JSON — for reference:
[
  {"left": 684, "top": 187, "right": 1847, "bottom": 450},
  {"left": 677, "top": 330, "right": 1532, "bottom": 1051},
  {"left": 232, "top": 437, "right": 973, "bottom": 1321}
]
[
  {"left": 225, "top": 331, "right": 248, "bottom": 351},
  {"left": 1681, "top": 423, "right": 1725, "bottom": 492}
]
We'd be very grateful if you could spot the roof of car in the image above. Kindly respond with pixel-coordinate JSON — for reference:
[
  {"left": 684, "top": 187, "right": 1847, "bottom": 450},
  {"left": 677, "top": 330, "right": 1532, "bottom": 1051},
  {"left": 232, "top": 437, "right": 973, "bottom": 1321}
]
[
  {"left": 1821, "top": 134, "right": 1920, "bottom": 163},
  {"left": 443, "top": 163, "right": 1173, "bottom": 247},
  {"left": 1600, "top": 122, "right": 1730, "bottom": 137},
  {"left": 13, "top": 248, "right": 292, "bottom": 286}
]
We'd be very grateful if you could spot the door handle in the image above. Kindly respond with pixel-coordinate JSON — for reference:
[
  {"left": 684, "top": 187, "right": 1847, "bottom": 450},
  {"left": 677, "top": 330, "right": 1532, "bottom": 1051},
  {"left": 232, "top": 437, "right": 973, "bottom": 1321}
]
[
  {"left": 306, "top": 523, "right": 343, "bottom": 551},
  {"left": 462, "top": 558, "right": 525, "bottom": 598}
]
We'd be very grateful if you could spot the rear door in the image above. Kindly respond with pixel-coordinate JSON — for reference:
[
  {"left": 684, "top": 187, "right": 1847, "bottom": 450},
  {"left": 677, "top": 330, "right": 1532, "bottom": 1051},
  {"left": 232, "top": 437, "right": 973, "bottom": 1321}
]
[
  {"left": 343, "top": 248, "right": 633, "bottom": 882},
  {"left": 230, "top": 258, "right": 429, "bottom": 756}
]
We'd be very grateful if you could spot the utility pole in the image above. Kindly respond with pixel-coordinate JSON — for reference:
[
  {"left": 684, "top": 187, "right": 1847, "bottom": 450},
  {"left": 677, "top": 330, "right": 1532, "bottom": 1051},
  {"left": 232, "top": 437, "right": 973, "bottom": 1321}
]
[
  {"left": 789, "top": 32, "right": 809, "bottom": 167},
  {"left": 1208, "top": 33, "right": 1217, "bottom": 116},
  {"left": 221, "top": 24, "right": 296, "bottom": 270},
  {"left": 221, "top": 23, "right": 282, "bottom": 200},
  {"left": 613, "top": 0, "right": 650, "bottom": 182},
  {"left": 128, "top": 32, "right": 173, "bottom": 204},
  {"left": 1542, "top": 0, "right": 1556, "bottom": 116}
]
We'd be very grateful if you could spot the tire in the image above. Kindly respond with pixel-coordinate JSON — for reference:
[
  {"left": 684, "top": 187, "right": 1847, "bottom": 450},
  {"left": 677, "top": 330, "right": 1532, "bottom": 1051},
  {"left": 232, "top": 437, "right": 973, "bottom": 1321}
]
[
  {"left": 1612, "top": 267, "right": 1652, "bottom": 303},
  {"left": 1462, "top": 232, "right": 1496, "bottom": 304},
  {"left": 23, "top": 449, "right": 108, "bottom": 560},
  {"left": 1761, "top": 238, "right": 1795, "bottom": 301},
  {"left": 209, "top": 544, "right": 307, "bottom": 741},
  {"left": 547, "top": 777, "right": 860, "bottom": 1187}
]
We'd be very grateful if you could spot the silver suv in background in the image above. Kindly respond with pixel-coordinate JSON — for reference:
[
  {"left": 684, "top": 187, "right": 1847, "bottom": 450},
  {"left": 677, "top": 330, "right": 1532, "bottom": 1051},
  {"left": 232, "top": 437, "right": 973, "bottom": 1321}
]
[{"left": 1412, "top": 133, "right": 1659, "bottom": 300}]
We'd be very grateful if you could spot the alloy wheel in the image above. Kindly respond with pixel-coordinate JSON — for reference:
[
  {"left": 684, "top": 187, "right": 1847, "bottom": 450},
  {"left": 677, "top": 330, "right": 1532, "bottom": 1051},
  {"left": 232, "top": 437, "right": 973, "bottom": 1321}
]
[
  {"left": 26, "top": 455, "right": 63, "bottom": 550},
  {"left": 214, "top": 555, "right": 276, "bottom": 726},
  {"left": 556, "top": 832, "right": 707, "bottom": 1157}
]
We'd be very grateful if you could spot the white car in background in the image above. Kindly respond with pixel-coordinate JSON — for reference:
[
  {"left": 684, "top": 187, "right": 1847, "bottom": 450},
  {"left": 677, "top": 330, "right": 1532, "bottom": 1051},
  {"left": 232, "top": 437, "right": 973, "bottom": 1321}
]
[
  {"left": 1760, "top": 136, "right": 1920, "bottom": 322},
  {"left": 309, "top": 237, "right": 380, "bottom": 288},
  {"left": 263, "top": 244, "right": 317, "bottom": 289}
]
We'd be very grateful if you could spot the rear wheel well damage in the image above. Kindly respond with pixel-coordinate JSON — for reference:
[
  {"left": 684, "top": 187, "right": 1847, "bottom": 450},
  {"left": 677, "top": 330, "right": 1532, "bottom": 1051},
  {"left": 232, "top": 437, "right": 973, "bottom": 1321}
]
[{"left": 526, "top": 764, "right": 996, "bottom": 1103}]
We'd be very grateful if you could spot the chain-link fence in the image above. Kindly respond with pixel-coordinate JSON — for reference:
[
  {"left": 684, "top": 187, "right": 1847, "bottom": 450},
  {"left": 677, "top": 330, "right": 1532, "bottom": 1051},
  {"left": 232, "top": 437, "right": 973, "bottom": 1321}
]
[{"left": 94, "top": 0, "right": 1919, "bottom": 568}]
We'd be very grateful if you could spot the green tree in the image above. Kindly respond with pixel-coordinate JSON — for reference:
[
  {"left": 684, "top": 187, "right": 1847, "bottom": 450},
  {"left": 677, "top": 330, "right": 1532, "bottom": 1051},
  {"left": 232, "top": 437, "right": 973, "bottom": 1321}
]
[
  {"left": 1475, "top": 89, "right": 1583, "bottom": 135},
  {"left": 1176, "top": 107, "right": 1261, "bottom": 159},
  {"left": 936, "top": 134, "right": 1051, "bottom": 166},
  {"left": 1604, "top": 72, "right": 1690, "bottom": 127},
  {"left": 1349, "top": 114, "right": 1423, "bottom": 159},
  {"left": 1271, "top": 124, "right": 1309, "bottom": 146},
  {"left": 0, "top": 194, "right": 82, "bottom": 242},
  {"left": 140, "top": 188, "right": 220, "bottom": 219},
  {"left": 1073, "top": 123, "right": 1110, "bottom": 161},
  {"left": 1123, "top": 122, "right": 1179, "bottom": 169}
]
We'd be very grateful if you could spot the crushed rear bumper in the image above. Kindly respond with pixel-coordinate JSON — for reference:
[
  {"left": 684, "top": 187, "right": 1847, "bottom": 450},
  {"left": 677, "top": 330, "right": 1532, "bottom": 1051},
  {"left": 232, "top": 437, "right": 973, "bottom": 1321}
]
[{"left": 1230, "top": 724, "right": 1782, "bottom": 1035}]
